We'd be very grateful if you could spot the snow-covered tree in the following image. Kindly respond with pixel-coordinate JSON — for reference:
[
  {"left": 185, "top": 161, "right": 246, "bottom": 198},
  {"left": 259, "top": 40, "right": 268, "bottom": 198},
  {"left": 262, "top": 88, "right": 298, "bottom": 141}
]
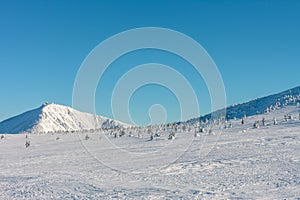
[
  {"left": 265, "top": 107, "right": 270, "bottom": 113},
  {"left": 168, "top": 132, "right": 175, "bottom": 140},
  {"left": 253, "top": 121, "right": 259, "bottom": 129},
  {"left": 150, "top": 134, "right": 154, "bottom": 141},
  {"left": 262, "top": 117, "right": 266, "bottom": 126},
  {"left": 273, "top": 117, "right": 278, "bottom": 125},
  {"left": 241, "top": 119, "right": 245, "bottom": 125}
]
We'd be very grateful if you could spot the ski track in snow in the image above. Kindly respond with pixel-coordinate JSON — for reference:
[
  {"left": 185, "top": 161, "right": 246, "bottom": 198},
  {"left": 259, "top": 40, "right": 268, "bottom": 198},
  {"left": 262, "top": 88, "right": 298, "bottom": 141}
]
[{"left": 0, "top": 106, "right": 300, "bottom": 199}]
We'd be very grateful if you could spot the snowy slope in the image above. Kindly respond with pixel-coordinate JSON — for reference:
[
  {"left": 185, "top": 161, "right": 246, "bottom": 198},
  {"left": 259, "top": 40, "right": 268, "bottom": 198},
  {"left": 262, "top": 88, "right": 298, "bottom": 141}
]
[
  {"left": 0, "top": 105, "right": 299, "bottom": 199},
  {"left": 0, "top": 103, "right": 130, "bottom": 134},
  {"left": 0, "top": 87, "right": 299, "bottom": 199},
  {"left": 186, "top": 86, "right": 300, "bottom": 124}
]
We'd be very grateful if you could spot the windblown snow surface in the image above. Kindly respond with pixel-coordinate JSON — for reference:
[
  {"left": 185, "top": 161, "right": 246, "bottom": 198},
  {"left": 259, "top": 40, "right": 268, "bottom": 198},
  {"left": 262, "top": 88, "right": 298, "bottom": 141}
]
[{"left": 0, "top": 105, "right": 299, "bottom": 199}]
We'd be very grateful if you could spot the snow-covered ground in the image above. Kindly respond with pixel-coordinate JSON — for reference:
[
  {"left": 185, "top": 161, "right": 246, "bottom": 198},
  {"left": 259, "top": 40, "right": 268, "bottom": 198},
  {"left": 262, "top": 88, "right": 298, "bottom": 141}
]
[{"left": 1, "top": 106, "right": 299, "bottom": 199}]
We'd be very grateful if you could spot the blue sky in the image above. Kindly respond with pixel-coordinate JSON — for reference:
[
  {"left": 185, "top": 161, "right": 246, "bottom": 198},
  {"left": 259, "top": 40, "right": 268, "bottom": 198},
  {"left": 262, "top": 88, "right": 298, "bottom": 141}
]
[{"left": 0, "top": 0, "right": 299, "bottom": 125}]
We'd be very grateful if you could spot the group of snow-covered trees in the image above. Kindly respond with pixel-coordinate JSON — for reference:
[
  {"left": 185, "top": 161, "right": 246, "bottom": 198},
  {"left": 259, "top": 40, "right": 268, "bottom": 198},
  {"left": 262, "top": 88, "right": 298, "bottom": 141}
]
[{"left": 2, "top": 103, "right": 299, "bottom": 148}]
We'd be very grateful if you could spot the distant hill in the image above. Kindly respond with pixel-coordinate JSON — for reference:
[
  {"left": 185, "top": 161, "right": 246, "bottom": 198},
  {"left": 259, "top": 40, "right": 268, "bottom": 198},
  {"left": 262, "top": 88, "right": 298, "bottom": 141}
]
[{"left": 186, "top": 86, "right": 300, "bottom": 124}]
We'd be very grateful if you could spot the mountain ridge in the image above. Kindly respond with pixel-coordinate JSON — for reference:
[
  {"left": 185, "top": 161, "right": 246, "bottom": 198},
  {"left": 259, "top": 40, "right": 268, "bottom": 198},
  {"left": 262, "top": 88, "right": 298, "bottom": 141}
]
[
  {"left": 1, "top": 86, "right": 300, "bottom": 134},
  {"left": 186, "top": 86, "right": 300, "bottom": 124}
]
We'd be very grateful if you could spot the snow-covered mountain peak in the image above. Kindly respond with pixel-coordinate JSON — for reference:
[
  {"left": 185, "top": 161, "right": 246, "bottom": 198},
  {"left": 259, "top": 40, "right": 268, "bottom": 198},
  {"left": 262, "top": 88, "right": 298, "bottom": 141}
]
[{"left": 0, "top": 103, "right": 130, "bottom": 134}]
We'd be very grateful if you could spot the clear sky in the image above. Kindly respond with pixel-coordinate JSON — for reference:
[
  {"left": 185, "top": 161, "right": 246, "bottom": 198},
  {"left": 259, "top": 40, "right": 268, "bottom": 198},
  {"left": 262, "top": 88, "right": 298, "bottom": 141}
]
[{"left": 0, "top": 0, "right": 299, "bottom": 125}]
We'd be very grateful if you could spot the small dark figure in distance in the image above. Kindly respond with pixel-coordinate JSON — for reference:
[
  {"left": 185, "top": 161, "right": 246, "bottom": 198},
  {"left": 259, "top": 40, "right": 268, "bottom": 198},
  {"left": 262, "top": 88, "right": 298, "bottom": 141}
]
[
  {"left": 25, "top": 140, "right": 30, "bottom": 148},
  {"left": 85, "top": 134, "right": 90, "bottom": 140}
]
